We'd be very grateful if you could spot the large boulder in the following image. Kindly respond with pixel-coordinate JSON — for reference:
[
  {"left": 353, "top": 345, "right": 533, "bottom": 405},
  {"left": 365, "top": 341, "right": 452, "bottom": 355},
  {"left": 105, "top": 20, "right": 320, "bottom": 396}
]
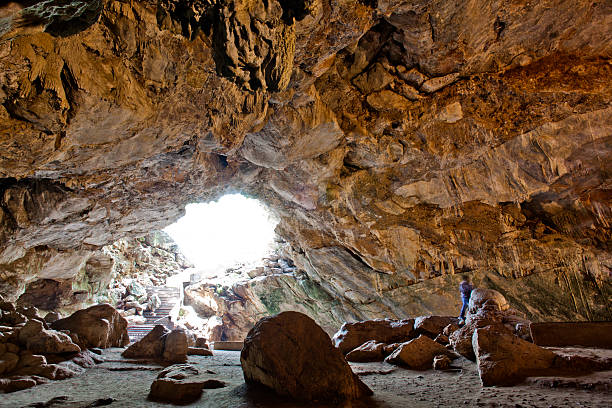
[
  {"left": 384, "top": 335, "right": 452, "bottom": 369},
  {"left": 122, "top": 325, "right": 169, "bottom": 359},
  {"left": 148, "top": 364, "right": 225, "bottom": 404},
  {"left": 333, "top": 319, "right": 414, "bottom": 354},
  {"left": 51, "top": 304, "right": 129, "bottom": 349},
  {"left": 473, "top": 325, "right": 557, "bottom": 386},
  {"left": 450, "top": 288, "right": 523, "bottom": 360},
  {"left": 122, "top": 325, "right": 188, "bottom": 363},
  {"left": 241, "top": 311, "right": 372, "bottom": 402},
  {"left": 467, "top": 288, "right": 510, "bottom": 317},
  {"left": 162, "top": 329, "right": 189, "bottom": 363},
  {"left": 18, "top": 320, "right": 81, "bottom": 354}
]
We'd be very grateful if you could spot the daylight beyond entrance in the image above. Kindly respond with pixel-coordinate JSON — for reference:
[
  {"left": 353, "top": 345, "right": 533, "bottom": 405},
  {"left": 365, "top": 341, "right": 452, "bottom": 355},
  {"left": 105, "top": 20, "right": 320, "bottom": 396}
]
[{"left": 164, "top": 194, "right": 278, "bottom": 275}]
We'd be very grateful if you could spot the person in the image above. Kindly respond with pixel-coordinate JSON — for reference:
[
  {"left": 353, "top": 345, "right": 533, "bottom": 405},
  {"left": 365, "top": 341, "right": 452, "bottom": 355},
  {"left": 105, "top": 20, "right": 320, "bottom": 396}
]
[{"left": 458, "top": 275, "right": 473, "bottom": 323}]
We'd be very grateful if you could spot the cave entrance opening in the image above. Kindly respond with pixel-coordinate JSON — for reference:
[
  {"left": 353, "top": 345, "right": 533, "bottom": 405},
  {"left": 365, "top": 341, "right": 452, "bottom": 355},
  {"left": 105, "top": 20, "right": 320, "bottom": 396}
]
[{"left": 163, "top": 193, "right": 279, "bottom": 285}]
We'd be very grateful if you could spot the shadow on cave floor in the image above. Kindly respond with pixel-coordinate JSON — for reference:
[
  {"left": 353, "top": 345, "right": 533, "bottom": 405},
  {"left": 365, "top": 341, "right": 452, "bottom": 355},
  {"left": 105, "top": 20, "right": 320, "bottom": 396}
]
[{"left": 2, "top": 350, "right": 611, "bottom": 408}]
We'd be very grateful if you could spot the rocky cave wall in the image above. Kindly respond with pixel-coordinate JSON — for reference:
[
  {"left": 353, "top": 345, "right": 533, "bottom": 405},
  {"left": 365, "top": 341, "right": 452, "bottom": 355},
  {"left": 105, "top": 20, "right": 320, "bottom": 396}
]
[
  {"left": 0, "top": 0, "right": 610, "bottom": 327},
  {"left": 4, "top": 229, "right": 190, "bottom": 315}
]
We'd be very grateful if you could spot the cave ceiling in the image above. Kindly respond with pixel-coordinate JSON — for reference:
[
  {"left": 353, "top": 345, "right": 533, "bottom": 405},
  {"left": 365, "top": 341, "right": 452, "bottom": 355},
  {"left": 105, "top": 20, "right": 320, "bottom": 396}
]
[{"left": 0, "top": 0, "right": 610, "bottom": 319}]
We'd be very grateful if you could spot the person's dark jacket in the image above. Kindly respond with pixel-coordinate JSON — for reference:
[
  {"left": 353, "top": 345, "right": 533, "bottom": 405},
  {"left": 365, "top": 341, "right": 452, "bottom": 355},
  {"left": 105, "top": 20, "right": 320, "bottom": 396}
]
[{"left": 459, "top": 281, "right": 473, "bottom": 298}]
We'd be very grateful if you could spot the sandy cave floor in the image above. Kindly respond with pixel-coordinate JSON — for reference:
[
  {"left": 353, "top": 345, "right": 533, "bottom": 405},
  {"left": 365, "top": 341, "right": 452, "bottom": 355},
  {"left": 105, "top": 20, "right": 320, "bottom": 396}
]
[{"left": 2, "top": 349, "right": 611, "bottom": 408}]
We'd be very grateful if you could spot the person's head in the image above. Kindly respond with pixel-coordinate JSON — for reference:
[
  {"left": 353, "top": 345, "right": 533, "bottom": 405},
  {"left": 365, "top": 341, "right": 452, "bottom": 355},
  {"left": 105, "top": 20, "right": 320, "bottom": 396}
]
[{"left": 462, "top": 274, "right": 470, "bottom": 282}]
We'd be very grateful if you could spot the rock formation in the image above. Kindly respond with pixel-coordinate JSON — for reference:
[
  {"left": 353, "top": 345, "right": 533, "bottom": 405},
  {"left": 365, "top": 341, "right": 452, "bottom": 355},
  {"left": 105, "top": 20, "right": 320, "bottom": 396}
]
[
  {"left": 240, "top": 311, "right": 372, "bottom": 402},
  {"left": 384, "top": 335, "right": 454, "bottom": 369},
  {"left": 333, "top": 318, "right": 414, "bottom": 354},
  {"left": 0, "top": 0, "right": 610, "bottom": 357},
  {"left": 148, "top": 364, "right": 225, "bottom": 404},
  {"left": 0, "top": 298, "right": 108, "bottom": 393},
  {"left": 122, "top": 324, "right": 188, "bottom": 363},
  {"left": 51, "top": 304, "right": 129, "bottom": 349}
]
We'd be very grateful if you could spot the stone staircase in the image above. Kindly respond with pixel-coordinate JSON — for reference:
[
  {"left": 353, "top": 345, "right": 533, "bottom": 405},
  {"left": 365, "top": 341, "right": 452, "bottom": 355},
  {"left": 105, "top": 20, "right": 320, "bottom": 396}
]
[{"left": 126, "top": 286, "right": 180, "bottom": 343}]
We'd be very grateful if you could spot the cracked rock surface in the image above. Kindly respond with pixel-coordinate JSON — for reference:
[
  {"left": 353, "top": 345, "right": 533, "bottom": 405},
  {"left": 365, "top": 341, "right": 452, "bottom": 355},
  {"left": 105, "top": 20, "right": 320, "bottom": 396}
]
[{"left": 0, "top": 0, "right": 610, "bottom": 324}]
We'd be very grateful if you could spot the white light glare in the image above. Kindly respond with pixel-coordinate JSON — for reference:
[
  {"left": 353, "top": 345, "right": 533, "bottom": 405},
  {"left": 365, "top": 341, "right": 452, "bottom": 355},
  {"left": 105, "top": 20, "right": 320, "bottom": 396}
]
[{"left": 164, "top": 194, "right": 278, "bottom": 273}]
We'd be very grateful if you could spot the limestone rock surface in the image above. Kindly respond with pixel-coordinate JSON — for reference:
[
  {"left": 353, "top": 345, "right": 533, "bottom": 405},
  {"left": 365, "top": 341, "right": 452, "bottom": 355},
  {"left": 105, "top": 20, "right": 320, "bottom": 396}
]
[
  {"left": 0, "top": 0, "right": 610, "bottom": 336},
  {"left": 240, "top": 311, "right": 372, "bottom": 402}
]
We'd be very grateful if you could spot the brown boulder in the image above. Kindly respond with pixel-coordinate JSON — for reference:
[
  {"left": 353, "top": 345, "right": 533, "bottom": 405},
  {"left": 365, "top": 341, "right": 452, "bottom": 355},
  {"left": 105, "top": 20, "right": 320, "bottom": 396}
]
[
  {"left": 385, "top": 335, "right": 452, "bottom": 369},
  {"left": 450, "top": 289, "right": 514, "bottom": 360},
  {"left": 148, "top": 364, "right": 225, "bottom": 404},
  {"left": 162, "top": 329, "right": 188, "bottom": 363},
  {"left": 52, "top": 304, "right": 129, "bottom": 349},
  {"left": 195, "top": 337, "right": 208, "bottom": 349},
  {"left": 241, "top": 311, "right": 372, "bottom": 402},
  {"left": 414, "top": 316, "right": 457, "bottom": 338},
  {"left": 18, "top": 320, "right": 81, "bottom": 354},
  {"left": 0, "top": 377, "right": 37, "bottom": 393},
  {"left": 333, "top": 319, "right": 414, "bottom": 354},
  {"left": 122, "top": 326, "right": 188, "bottom": 363},
  {"left": 122, "top": 325, "right": 169, "bottom": 359},
  {"left": 345, "top": 340, "right": 387, "bottom": 362},
  {"left": 473, "top": 325, "right": 557, "bottom": 386},
  {"left": 467, "top": 288, "right": 510, "bottom": 316},
  {"left": 0, "top": 352, "right": 20, "bottom": 375}
]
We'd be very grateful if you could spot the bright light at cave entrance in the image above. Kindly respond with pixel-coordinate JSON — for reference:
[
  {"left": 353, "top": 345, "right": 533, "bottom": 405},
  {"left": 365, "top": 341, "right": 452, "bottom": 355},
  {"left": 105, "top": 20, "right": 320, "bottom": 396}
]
[{"left": 163, "top": 194, "right": 278, "bottom": 273}]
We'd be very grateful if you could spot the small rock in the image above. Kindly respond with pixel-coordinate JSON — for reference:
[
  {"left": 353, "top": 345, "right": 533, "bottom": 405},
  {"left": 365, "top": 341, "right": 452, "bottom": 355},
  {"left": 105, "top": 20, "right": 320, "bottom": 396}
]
[
  {"left": 442, "top": 323, "right": 460, "bottom": 337},
  {"left": 420, "top": 72, "right": 460, "bottom": 93},
  {"left": 437, "top": 102, "right": 463, "bottom": 123},
  {"left": 187, "top": 347, "right": 213, "bottom": 356},
  {"left": 366, "top": 90, "right": 410, "bottom": 112},
  {"left": 433, "top": 354, "right": 452, "bottom": 370},
  {"left": 195, "top": 337, "right": 208, "bottom": 349},
  {"left": 397, "top": 66, "right": 429, "bottom": 87}
]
